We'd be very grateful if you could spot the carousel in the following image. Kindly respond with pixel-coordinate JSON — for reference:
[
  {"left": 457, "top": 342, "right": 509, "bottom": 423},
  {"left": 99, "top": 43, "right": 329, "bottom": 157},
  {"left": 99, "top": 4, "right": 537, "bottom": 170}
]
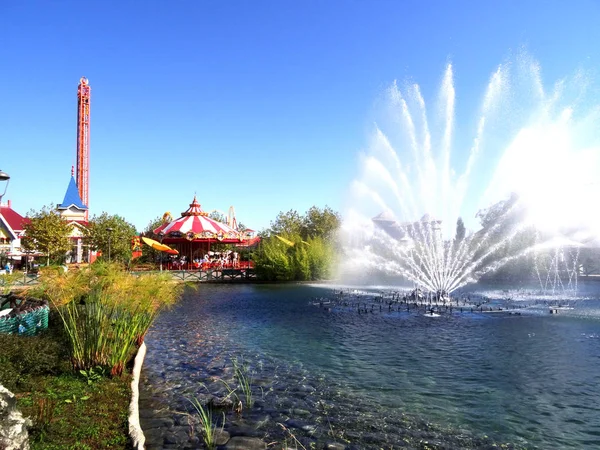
[{"left": 153, "top": 196, "right": 255, "bottom": 270}]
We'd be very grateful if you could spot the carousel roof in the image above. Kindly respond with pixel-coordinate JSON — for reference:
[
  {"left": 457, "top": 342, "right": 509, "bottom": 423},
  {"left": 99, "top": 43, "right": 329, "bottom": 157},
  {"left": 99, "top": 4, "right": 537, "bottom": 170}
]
[{"left": 154, "top": 196, "right": 242, "bottom": 241}]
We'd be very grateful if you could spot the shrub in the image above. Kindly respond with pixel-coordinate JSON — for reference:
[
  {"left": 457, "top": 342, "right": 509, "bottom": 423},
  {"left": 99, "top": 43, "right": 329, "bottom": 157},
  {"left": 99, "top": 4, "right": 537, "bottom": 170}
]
[
  {"left": 28, "top": 262, "right": 182, "bottom": 376},
  {"left": 0, "top": 330, "right": 68, "bottom": 390}
]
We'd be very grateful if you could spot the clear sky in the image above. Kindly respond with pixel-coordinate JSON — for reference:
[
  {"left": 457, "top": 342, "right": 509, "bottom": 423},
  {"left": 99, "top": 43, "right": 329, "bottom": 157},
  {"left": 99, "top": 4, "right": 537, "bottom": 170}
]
[{"left": 1, "top": 1, "right": 599, "bottom": 233}]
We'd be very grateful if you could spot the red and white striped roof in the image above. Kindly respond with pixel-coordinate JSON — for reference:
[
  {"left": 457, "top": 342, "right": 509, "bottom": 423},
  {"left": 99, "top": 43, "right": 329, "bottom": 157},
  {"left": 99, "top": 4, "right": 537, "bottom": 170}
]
[{"left": 154, "top": 196, "right": 241, "bottom": 241}]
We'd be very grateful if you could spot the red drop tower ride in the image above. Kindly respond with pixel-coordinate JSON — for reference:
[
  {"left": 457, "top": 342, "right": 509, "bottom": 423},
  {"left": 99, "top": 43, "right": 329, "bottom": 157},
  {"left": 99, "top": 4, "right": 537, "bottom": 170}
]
[{"left": 76, "top": 77, "right": 90, "bottom": 220}]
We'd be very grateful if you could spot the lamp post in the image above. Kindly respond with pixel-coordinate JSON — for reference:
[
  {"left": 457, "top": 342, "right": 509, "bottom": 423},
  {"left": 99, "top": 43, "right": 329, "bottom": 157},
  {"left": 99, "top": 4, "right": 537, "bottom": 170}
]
[
  {"left": 0, "top": 170, "right": 10, "bottom": 204},
  {"left": 158, "top": 231, "right": 165, "bottom": 272},
  {"left": 106, "top": 227, "right": 114, "bottom": 262}
]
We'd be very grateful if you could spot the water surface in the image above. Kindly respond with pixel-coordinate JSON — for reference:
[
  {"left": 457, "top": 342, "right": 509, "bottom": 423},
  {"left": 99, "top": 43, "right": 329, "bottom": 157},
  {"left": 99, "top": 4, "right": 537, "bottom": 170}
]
[{"left": 141, "top": 283, "right": 600, "bottom": 449}]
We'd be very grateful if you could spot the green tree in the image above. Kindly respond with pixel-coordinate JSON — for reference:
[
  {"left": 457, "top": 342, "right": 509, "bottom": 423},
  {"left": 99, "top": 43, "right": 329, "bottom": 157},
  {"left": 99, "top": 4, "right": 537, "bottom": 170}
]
[
  {"left": 208, "top": 210, "right": 228, "bottom": 224},
  {"left": 84, "top": 213, "right": 137, "bottom": 263},
  {"left": 265, "top": 210, "right": 303, "bottom": 238},
  {"left": 578, "top": 247, "right": 600, "bottom": 276},
  {"left": 21, "top": 205, "right": 72, "bottom": 265},
  {"left": 455, "top": 217, "right": 466, "bottom": 243},
  {"left": 138, "top": 215, "right": 167, "bottom": 265},
  {"left": 303, "top": 206, "right": 341, "bottom": 239},
  {"left": 254, "top": 205, "right": 341, "bottom": 281}
]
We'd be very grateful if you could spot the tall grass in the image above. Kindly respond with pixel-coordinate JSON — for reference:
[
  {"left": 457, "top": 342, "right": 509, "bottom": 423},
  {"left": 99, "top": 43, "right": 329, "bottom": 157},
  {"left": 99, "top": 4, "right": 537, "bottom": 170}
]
[
  {"left": 232, "top": 357, "right": 254, "bottom": 409},
  {"left": 254, "top": 233, "right": 336, "bottom": 281},
  {"left": 28, "top": 262, "right": 182, "bottom": 375},
  {"left": 218, "top": 357, "right": 255, "bottom": 415},
  {"left": 189, "top": 397, "right": 224, "bottom": 450}
]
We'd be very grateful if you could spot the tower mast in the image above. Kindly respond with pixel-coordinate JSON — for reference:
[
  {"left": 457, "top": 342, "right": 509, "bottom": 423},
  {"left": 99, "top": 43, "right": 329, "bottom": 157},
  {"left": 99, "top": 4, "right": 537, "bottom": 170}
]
[{"left": 76, "top": 77, "right": 90, "bottom": 220}]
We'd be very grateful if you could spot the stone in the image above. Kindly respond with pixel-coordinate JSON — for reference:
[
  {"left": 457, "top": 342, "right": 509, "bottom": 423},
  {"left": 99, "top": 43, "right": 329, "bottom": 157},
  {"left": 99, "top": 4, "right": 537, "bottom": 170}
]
[
  {"left": 223, "top": 436, "right": 267, "bottom": 450},
  {"left": 0, "top": 384, "right": 32, "bottom": 450},
  {"left": 286, "top": 418, "right": 317, "bottom": 433},
  {"left": 213, "top": 428, "right": 230, "bottom": 446},
  {"left": 324, "top": 442, "right": 346, "bottom": 450}
]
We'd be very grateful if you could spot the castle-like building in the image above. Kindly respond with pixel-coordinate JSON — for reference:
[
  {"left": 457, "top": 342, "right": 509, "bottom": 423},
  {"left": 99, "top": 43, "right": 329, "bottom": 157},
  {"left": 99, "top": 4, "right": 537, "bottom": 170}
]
[{"left": 57, "top": 169, "right": 90, "bottom": 263}]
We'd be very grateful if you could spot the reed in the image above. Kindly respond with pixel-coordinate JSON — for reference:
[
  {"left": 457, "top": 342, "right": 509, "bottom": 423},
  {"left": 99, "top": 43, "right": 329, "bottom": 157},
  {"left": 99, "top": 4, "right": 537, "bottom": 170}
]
[
  {"left": 232, "top": 357, "right": 254, "bottom": 409},
  {"left": 32, "top": 262, "right": 182, "bottom": 375},
  {"left": 189, "top": 397, "right": 224, "bottom": 450}
]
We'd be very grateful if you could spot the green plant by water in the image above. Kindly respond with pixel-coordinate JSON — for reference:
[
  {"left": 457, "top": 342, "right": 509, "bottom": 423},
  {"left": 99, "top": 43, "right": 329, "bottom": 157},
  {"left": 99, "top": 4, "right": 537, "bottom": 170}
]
[
  {"left": 218, "top": 356, "right": 255, "bottom": 415},
  {"left": 25, "top": 261, "right": 182, "bottom": 375},
  {"left": 189, "top": 397, "right": 225, "bottom": 450}
]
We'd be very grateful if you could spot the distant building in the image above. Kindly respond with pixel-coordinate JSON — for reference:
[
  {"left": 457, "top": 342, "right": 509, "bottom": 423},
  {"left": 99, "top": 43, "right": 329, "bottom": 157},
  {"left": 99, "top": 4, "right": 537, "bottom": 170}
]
[
  {"left": 56, "top": 173, "right": 90, "bottom": 263},
  {"left": 372, "top": 211, "right": 442, "bottom": 243},
  {"left": 0, "top": 200, "right": 29, "bottom": 263}
]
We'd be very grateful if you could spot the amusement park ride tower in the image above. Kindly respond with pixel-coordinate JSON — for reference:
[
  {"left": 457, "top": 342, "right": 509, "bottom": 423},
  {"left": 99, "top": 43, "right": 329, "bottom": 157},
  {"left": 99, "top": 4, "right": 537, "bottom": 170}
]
[{"left": 76, "top": 77, "right": 90, "bottom": 220}]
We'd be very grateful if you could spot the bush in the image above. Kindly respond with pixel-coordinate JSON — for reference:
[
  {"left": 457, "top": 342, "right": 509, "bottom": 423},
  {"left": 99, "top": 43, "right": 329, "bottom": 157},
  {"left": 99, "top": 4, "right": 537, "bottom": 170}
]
[
  {"left": 27, "top": 261, "right": 182, "bottom": 376},
  {"left": 0, "top": 329, "right": 68, "bottom": 390}
]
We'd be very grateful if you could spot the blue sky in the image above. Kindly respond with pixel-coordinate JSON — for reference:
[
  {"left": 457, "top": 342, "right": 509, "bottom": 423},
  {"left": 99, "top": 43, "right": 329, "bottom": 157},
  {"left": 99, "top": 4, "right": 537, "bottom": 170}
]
[{"left": 1, "top": 1, "right": 599, "bottom": 232}]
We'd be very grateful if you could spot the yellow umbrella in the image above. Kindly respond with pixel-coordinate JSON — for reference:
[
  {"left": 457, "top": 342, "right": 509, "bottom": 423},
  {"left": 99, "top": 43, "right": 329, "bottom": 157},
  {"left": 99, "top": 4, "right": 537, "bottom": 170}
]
[
  {"left": 275, "top": 235, "right": 295, "bottom": 246},
  {"left": 142, "top": 237, "right": 179, "bottom": 254}
]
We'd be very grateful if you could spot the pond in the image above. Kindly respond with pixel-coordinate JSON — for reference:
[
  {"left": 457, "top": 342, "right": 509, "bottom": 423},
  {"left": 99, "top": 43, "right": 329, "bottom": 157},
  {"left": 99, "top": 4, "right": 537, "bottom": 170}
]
[{"left": 139, "top": 283, "right": 600, "bottom": 449}]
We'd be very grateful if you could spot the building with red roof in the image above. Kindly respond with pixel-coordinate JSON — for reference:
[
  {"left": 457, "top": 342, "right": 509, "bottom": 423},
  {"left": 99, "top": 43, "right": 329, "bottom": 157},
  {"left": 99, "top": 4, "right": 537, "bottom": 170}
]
[{"left": 0, "top": 200, "right": 30, "bottom": 261}]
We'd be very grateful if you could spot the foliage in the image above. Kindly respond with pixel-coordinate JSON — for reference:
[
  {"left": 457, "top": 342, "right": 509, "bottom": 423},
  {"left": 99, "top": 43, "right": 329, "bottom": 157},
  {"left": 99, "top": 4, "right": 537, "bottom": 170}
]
[
  {"left": 208, "top": 210, "right": 227, "bottom": 224},
  {"left": 189, "top": 397, "right": 225, "bottom": 450},
  {"left": 254, "top": 233, "right": 336, "bottom": 281},
  {"left": 455, "top": 217, "right": 466, "bottom": 243},
  {"left": 21, "top": 205, "right": 72, "bottom": 265},
  {"left": 83, "top": 212, "right": 137, "bottom": 263},
  {"left": 0, "top": 329, "right": 68, "bottom": 391},
  {"left": 302, "top": 205, "right": 341, "bottom": 240},
  {"left": 579, "top": 247, "right": 600, "bottom": 276},
  {"left": 267, "top": 209, "right": 304, "bottom": 237},
  {"left": 18, "top": 373, "right": 130, "bottom": 449},
  {"left": 255, "top": 205, "right": 341, "bottom": 281},
  {"left": 137, "top": 215, "right": 167, "bottom": 265},
  {"left": 29, "top": 262, "right": 183, "bottom": 375},
  {"left": 0, "top": 271, "right": 25, "bottom": 294},
  {"left": 266, "top": 206, "right": 341, "bottom": 241}
]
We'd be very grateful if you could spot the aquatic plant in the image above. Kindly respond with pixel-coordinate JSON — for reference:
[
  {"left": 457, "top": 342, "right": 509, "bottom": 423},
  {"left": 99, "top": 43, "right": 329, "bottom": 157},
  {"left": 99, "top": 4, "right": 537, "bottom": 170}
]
[
  {"left": 278, "top": 422, "right": 307, "bottom": 450},
  {"left": 189, "top": 397, "right": 224, "bottom": 450},
  {"left": 29, "top": 262, "right": 182, "bottom": 375},
  {"left": 232, "top": 357, "right": 254, "bottom": 409}
]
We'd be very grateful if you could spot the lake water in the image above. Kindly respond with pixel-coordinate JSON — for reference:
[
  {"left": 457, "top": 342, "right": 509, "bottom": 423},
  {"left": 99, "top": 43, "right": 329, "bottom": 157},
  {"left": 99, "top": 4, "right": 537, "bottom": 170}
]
[{"left": 140, "top": 282, "right": 600, "bottom": 449}]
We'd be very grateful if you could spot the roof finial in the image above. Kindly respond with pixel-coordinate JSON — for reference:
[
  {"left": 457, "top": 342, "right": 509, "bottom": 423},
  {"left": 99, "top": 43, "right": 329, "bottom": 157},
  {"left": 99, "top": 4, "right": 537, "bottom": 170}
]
[{"left": 71, "top": 165, "right": 74, "bottom": 177}]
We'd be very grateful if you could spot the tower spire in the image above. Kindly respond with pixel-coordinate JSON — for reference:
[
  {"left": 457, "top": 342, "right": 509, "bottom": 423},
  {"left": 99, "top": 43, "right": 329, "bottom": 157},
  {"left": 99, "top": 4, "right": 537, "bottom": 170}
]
[{"left": 76, "top": 76, "right": 90, "bottom": 220}]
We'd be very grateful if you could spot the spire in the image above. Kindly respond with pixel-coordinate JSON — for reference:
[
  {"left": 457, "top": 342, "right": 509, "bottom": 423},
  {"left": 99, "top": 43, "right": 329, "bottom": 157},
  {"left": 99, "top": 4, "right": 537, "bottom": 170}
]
[
  {"left": 181, "top": 195, "right": 208, "bottom": 217},
  {"left": 57, "top": 175, "right": 88, "bottom": 211}
]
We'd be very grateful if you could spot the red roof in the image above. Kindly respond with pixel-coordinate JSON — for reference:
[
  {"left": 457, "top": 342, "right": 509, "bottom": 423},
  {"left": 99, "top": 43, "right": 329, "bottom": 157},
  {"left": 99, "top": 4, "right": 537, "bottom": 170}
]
[{"left": 0, "top": 205, "right": 29, "bottom": 236}]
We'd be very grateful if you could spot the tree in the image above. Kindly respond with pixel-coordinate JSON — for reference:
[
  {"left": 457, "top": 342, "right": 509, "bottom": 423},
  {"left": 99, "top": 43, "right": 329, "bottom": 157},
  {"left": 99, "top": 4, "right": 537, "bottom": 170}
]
[
  {"left": 269, "top": 210, "right": 304, "bottom": 237},
  {"left": 578, "top": 247, "right": 600, "bottom": 276},
  {"left": 21, "top": 205, "right": 72, "bottom": 265},
  {"left": 303, "top": 206, "right": 341, "bottom": 240},
  {"left": 84, "top": 213, "right": 137, "bottom": 263},
  {"left": 254, "top": 205, "right": 342, "bottom": 281},
  {"left": 137, "top": 215, "right": 167, "bottom": 264},
  {"left": 208, "top": 211, "right": 228, "bottom": 224},
  {"left": 455, "top": 217, "right": 466, "bottom": 243}
]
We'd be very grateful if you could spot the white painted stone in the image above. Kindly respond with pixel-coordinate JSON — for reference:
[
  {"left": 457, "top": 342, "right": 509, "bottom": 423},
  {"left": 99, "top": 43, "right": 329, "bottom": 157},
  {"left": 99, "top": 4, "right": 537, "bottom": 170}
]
[{"left": 0, "top": 384, "right": 31, "bottom": 450}]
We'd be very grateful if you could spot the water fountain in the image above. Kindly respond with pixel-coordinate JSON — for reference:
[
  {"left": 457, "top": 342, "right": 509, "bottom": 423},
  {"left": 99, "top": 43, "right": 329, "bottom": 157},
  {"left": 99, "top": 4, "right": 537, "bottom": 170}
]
[{"left": 340, "top": 53, "right": 600, "bottom": 295}]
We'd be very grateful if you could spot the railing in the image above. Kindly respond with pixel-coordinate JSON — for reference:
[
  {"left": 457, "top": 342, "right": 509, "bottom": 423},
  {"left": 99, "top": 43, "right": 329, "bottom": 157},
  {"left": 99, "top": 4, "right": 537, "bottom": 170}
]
[
  {"left": 0, "top": 272, "right": 40, "bottom": 287},
  {"left": 167, "top": 267, "right": 256, "bottom": 282},
  {"left": 162, "top": 261, "right": 254, "bottom": 271}
]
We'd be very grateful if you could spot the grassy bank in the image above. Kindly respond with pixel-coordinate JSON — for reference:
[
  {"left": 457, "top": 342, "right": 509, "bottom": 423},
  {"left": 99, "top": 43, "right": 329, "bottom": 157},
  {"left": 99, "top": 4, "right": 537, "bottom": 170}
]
[
  {"left": 0, "top": 262, "right": 183, "bottom": 449},
  {"left": 0, "top": 310, "right": 131, "bottom": 449}
]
